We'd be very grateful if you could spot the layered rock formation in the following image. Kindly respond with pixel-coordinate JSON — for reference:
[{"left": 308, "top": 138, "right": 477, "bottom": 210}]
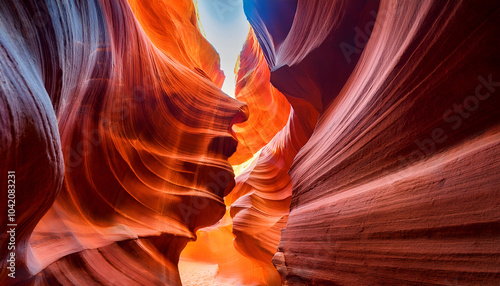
[
  {"left": 1, "top": 0, "right": 500, "bottom": 285},
  {"left": 1, "top": 0, "right": 246, "bottom": 285},
  {"left": 229, "top": 29, "right": 291, "bottom": 165},
  {"left": 226, "top": 1, "right": 378, "bottom": 284},
  {"left": 180, "top": 28, "right": 297, "bottom": 286},
  {"left": 242, "top": 0, "right": 500, "bottom": 285}
]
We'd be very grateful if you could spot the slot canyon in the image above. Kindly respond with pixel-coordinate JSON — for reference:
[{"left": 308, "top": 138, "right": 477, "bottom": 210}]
[{"left": 1, "top": 0, "right": 499, "bottom": 285}]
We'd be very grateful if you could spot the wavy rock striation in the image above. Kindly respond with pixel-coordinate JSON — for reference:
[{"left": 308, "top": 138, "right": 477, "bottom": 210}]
[
  {"left": 0, "top": 0, "right": 247, "bottom": 285},
  {"left": 242, "top": 0, "right": 500, "bottom": 285},
  {"left": 230, "top": 29, "right": 291, "bottom": 165},
  {"left": 2, "top": 0, "right": 500, "bottom": 285},
  {"left": 228, "top": 0, "right": 378, "bottom": 284},
  {"left": 181, "top": 28, "right": 297, "bottom": 286}
]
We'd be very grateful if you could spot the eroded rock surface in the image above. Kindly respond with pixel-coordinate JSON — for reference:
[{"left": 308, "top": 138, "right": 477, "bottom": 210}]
[
  {"left": 1, "top": 0, "right": 500, "bottom": 285},
  {"left": 244, "top": 0, "right": 500, "bottom": 285},
  {"left": 1, "top": 0, "right": 246, "bottom": 284}
]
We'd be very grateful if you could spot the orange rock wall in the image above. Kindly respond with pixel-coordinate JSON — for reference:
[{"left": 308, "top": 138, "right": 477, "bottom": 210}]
[
  {"left": 243, "top": 0, "right": 500, "bottom": 285},
  {"left": 230, "top": 29, "right": 291, "bottom": 165},
  {"left": 1, "top": 0, "right": 500, "bottom": 285},
  {"left": 0, "top": 0, "right": 246, "bottom": 284}
]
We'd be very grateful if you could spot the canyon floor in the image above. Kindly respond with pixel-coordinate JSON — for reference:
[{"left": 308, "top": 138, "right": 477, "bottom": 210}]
[{"left": 178, "top": 260, "right": 233, "bottom": 286}]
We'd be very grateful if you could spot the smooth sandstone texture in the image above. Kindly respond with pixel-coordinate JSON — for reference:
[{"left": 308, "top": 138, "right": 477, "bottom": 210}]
[
  {"left": 230, "top": 29, "right": 291, "bottom": 165},
  {"left": 242, "top": 0, "right": 500, "bottom": 285},
  {"left": 181, "top": 29, "right": 298, "bottom": 286},
  {"left": 1, "top": 0, "right": 500, "bottom": 285},
  {"left": 0, "top": 0, "right": 247, "bottom": 285},
  {"left": 227, "top": 0, "right": 376, "bottom": 284}
]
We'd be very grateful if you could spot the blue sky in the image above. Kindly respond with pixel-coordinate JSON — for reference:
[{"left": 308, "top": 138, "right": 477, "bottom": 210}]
[{"left": 196, "top": 0, "right": 249, "bottom": 98}]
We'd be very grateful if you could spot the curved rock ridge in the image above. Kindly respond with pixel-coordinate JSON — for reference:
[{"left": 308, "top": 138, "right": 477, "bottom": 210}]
[
  {"left": 230, "top": 29, "right": 291, "bottom": 165},
  {"left": 180, "top": 207, "right": 281, "bottom": 286},
  {"left": 224, "top": 0, "right": 378, "bottom": 284},
  {"left": 0, "top": 0, "right": 247, "bottom": 284},
  {"left": 127, "top": 0, "right": 225, "bottom": 87},
  {"left": 177, "top": 1, "right": 379, "bottom": 285},
  {"left": 179, "top": 17, "right": 323, "bottom": 283},
  {"left": 0, "top": 1, "right": 66, "bottom": 281},
  {"left": 259, "top": 0, "right": 500, "bottom": 285},
  {"left": 229, "top": 102, "right": 318, "bottom": 285},
  {"left": 179, "top": 29, "right": 310, "bottom": 286},
  {"left": 245, "top": 0, "right": 380, "bottom": 112},
  {"left": 2, "top": 0, "right": 500, "bottom": 285}
]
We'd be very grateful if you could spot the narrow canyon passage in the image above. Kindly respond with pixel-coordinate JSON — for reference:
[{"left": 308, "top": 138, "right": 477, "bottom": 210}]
[{"left": 1, "top": 0, "right": 500, "bottom": 286}]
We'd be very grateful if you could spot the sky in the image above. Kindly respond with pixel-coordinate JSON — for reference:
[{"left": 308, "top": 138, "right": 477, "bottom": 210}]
[{"left": 196, "top": 0, "right": 249, "bottom": 98}]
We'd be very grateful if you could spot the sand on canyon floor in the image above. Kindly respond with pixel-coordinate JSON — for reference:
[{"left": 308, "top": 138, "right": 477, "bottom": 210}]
[{"left": 178, "top": 260, "right": 233, "bottom": 286}]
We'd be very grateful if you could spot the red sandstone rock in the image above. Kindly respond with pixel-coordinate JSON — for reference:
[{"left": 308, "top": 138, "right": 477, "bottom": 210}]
[
  {"left": 2, "top": 0, "right": 500, "bottom": 285},
  {"left": 249, "top": 0, "right": 500, "bottom": 285},
  {"left": 229, "top": 29, "right": 291, "bottom": 165},
  {"left": 181, "top": 28, "right": 298, "bottom": 285},
  {"left": 0, "top": 0, "right": 246, "bottom": 284}
]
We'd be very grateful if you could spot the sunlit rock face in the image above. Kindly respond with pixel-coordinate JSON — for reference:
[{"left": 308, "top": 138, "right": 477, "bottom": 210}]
[
  {"left": 229, "top": 105, "right": 318, "bottom": 285},
  {"left": 242, "top": 0, "right": 500, "bottom": 285},
  {"left": 228, "top": 0, "right": 377, "bottom": 284},
  {"left": 127, "top": 0, "right": 225, "bottom": 88},
  {"left": 2, "top": 0, "right": 500, "bottom": 285},
  {"left": 0, "top": 0, "right": 246, "bottom": 285},
  {"left": 230, "top": 29, "right": 291, "bottom": 165},
  {"left": 181, "top": 29, "right": 299, "bottom": 286},
  {"left": 244, "top": 0, "right": 379, "bottom": 112},
  {"left": 180, "top": 24, "right": 321, "bottom": 285}
]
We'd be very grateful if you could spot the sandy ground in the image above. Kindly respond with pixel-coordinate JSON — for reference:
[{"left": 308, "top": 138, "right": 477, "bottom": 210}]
[{"left": 178, "top": 260, "right": 233, "bottom": 286}]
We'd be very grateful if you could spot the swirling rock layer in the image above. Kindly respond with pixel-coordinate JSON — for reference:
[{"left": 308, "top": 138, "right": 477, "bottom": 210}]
[
  {"left": 230, "top": 29, "right": 291, "bottom": 165},
  {"left": 1, "top": 0, "right": 246, "bottom": 285},
  {"left": 2, "top": 0, "right": 500, "bottom": 285},
  {"left": 229, "top": 0, "right": 377, "bottom": 284},
  {"left": 249, "top": 0, "right": 500, "bottom": 285}
]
